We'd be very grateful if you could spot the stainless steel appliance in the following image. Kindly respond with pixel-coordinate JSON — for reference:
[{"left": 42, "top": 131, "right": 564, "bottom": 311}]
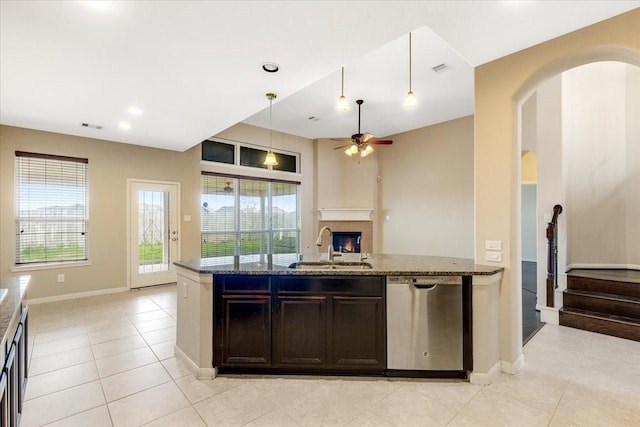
[{"left": 386, "top": 275, "right": 463, "bottom": 371}]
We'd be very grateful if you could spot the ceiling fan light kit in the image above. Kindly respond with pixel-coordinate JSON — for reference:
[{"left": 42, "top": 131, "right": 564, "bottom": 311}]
[
  {"left": 263, "top": 92, "right": 279, "bottom": 167},
  {"left": 335, "top": 99, "right": 393, "bottom": 158},
  {"left": 336, "top": 66, "right": 350, "bottom": 111}
]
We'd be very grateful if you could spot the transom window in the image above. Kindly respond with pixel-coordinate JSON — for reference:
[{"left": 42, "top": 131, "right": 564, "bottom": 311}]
[
  {"left": 200, "top": 173, "right": 300, "bottom": 265},
  {"left": 201, "top": 139, "right": 299, "bottom": 173},
  {"left": 15, "top": 151, "right": 88, "bottom": 264}
]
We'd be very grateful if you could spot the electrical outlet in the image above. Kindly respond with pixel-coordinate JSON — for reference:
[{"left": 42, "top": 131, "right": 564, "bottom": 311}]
[{"left": 57, "top": 274, "right": 65, "bottom": 283}]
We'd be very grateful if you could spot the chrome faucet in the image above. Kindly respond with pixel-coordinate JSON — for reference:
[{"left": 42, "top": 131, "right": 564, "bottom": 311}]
[{"left": 316, "top": 226, "right": 342, "bottom": 261}]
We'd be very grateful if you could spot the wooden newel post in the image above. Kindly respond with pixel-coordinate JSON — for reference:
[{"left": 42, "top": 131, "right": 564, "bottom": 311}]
[{"left": 546, "top": 204, "right": 563, "bottom": 308}]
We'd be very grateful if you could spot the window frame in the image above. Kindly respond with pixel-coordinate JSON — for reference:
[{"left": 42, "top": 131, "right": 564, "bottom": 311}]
[
  {"left": 14, "top": 151, "right": 89, "bottom": 267},
  {"left": 200, "top": 172, "right": 301, "bottom": 265},
  {"left": 201, "top": 138, "right": 300, "bottom": 174}
]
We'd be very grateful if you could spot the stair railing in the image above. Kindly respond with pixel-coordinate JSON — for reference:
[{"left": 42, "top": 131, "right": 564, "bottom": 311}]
[{"left": 546, "top": 204, "right": 563, "bottom": 307}]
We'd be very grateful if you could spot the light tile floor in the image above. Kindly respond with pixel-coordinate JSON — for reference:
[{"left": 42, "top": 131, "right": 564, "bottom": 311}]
[{"left": 22, "top": 284, "right": 640, "bottom": 426}]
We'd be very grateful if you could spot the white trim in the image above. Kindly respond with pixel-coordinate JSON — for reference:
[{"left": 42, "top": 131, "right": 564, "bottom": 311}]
[
  {"left": 25, "top": 286, "right": 128, "bottom": 306},
  {"left": 318, "top": 208, "right": 373, "bottom": 221},
  {"left": 470, "top": 361, "right": 501, "bottom": 385},
  {"left": 501, "top": 353, "right": 525, "bottom": 374},
  {"left": 566, "top": 263, "right": 640, "bottom": 271},
  {"left": 538, "top": 305, "right": 560, "bottom": 324},
  {"left": 11, "top": 260, "right": 92, "bottom": 272},
  {"left": 174, "top": 345, "right": 216, "bottom": 379}
]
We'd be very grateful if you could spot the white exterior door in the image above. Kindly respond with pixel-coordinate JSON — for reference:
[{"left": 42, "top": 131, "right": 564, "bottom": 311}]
[{"left": 129, "top": 180, "right": 180, "bottom": 288}]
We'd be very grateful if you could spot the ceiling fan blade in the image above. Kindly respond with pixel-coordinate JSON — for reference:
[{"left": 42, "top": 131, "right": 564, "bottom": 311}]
[
  {"left": 370, "top": 140, "right": 393, "bottom": 145},
  {"left": 360, "top": 132, "right": 374, "bottom": 143},
  {"left": 330, "top": 138, "right": 351, "bottom": 142},
  {"left": 333, "top": 144, "right": 354, "bottom": 150}
]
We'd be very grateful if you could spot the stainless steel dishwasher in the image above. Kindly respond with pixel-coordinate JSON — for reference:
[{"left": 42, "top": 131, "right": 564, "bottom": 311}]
[{"left": 386, "top": 275, "right": 463, "bottom": 371}]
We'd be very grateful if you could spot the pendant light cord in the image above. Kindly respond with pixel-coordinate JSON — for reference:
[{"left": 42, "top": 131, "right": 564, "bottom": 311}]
[{"left": 408, "top": 32, "right": 412, "bottom": 93}]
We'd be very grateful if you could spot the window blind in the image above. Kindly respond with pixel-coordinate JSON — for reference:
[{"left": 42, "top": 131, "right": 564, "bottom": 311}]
[{"left": 15, "top": 151, "right": 88, "bottom": 264}]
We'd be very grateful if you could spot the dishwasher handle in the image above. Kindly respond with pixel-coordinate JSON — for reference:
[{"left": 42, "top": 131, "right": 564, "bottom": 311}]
[{"left": 413, "top": 283, "right": 437, "bottom": 290}]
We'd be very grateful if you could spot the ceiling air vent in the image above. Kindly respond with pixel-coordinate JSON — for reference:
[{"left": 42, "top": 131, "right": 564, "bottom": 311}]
[
  {"left": 308, "top": 116, "right": 320, "bottom": 122},
  {"left": 81, "top": 122, "right": 103, "bottom": 130},
  {"left": 432, "top": 63, "right": 449, "bottom": 73}
]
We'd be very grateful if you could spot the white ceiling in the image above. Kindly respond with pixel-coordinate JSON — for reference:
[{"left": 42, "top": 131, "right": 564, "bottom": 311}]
[{"left": 1, "top": 1, "right": 638, "bottom": 151}]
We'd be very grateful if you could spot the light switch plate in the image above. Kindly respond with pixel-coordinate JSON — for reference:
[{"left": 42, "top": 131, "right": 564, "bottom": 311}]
[
  {"left": 184, "top": 215, "right": 191, "bottom": 222},
  {"left": 485, "top": 251, "right": 502, "bottom": 262},
  {"left": 485, "top": 240, "right": 502, "bottom": 250}
]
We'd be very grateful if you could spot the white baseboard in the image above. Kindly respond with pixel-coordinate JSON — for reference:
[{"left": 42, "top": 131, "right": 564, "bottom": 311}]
[
  {"left": 501, "top": 354, "right": 524, "bottom": 374},
  {"left": 174, "top": 346, "right": 216, "bottom": 380},
  {"left": 25, "top": 286, "right": 129, "bottom": 305},
  {"left": 538, "top": 305, "right": 559, "bottom": 324},
  {"left": 566, "top": 263, "right": 640, "bottom": 271},
  {"left": 470, "top": 361, "right": 501, "bottom": 385}
]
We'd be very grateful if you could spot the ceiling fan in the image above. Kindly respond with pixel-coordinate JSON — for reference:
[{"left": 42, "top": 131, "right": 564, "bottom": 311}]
[{"left": 333, "top": 99, "right": 393, "bottom": 157}]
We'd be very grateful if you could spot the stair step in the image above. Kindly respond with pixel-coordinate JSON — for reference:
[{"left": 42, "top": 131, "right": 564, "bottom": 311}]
[
  {"left": 567, "top": 271, "right": 640, "bottom": 299},
  {"left": 559, "top": 307, "right": 640, "bottom": 342},
  {"left": 563, "top": 290, "right": 640, "bottom": 320}
]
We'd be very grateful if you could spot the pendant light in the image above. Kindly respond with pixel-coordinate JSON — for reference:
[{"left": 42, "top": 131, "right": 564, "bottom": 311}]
[
  {"left": 263, "top": 92, "right": 278, "bottom": 167},
  {"left": 404, "top": 32, "right": 418, "bottom": 107},
  {"left": 336, "top": 66, "right": 350, "bottom": 111}
]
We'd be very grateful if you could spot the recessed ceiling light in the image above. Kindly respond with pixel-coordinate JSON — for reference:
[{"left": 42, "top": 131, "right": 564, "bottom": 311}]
[
  {"left": 127, "top": 106, "right": 143, "bottom": 116},
  {"left": 261, "top": 62, "right": 280, "bottom": 73},
  {"left": 118, "top": 121, "right": 131, "bottom": 130}
]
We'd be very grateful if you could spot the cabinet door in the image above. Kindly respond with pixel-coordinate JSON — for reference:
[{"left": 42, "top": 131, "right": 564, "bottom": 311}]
[
  {"left": 274, "top": 296, "right": 327, "bottom": 367},
  {"left": 330, "top": 296, "right": 385, "bottom": 369},
  {"left": 219, "top": 296, "right": 271, "bottom": 367}
]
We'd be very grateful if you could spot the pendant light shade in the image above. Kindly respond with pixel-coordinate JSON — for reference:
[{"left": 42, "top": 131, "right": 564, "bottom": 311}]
[
  {"left": 263, "top": 92, "right": 278, "bottom": 167},
  {"left": 404, "top": 32, "right": 418, "bottom": 108},
  {"left": 336, "top": 66, "right": 350, "bottom": 111}
]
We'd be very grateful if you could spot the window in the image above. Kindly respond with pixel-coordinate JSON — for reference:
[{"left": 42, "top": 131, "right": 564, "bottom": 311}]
[
  {"left": 200, "top": 173, "right": 300, "bottom": 265},
  {"left": 201, "top": 139, "right": 299, "bottom": 173},
  {"left": 15, "top": 151, "right": 88, "bottom": 264}
]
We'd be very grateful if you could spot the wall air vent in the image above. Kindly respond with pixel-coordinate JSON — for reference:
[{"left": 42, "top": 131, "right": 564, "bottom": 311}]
[
  {"left": 432, "top": 63, "right": 449, "bottom": 73},
  {"left": 81, "top": 122, "right": 103, "bottom": 130}
]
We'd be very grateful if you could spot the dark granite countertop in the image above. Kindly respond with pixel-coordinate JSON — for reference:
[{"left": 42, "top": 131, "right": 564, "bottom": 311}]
[
  {"left": 1, "top": 275, "right": 29, "bottom": 348},
  {"left": 175, "top": 253, "right": 503, "bottom": 276}
]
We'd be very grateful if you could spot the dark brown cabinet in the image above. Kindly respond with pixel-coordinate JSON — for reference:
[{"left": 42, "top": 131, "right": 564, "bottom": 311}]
[
  {"left": 330, "top": 296, "right": 385, "bottom": 368},
  {"left": 1, "top": 305, "right": 28, "bottom": 427},
  {"left": 213, "top": 274, "right": 385, "bottom": 374},
  {"left": 274, "top": 296, "right": 327, "bottom": 367},
  {"left": 214, "top": 276, "right": 271, "bottom": 367}
]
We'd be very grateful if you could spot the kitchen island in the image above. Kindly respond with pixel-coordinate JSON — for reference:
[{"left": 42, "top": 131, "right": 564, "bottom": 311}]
[{"left": 174, "top": 254, "right": 503, "bottom": 384}]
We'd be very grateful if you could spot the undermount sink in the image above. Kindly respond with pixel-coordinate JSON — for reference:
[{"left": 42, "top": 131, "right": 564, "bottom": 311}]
[{"left": 288, "top": 261, "right": 373, "bottom": 270}]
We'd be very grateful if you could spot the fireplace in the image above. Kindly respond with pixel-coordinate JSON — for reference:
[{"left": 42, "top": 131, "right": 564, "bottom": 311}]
[{"left": 333, "top": 232, "right": 361, "bottom": 253}]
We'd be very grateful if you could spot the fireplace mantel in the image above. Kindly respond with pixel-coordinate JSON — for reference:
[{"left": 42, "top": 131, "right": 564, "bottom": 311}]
[{"left": 318, "top": 208, "right": 373, "bottom": 221}]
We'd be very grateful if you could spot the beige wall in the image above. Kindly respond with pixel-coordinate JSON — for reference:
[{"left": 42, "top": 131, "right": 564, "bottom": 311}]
[
  {"left": 474, "top": 8, "right": 640, "bottom": 366},
  {"left": 563, "top": 62, "right": 640, "bottom": 267},
  {"left": 0, "top": 122, "right": 313, "bottom": 300},
  {"left": 0, "top": 125, "right": 200, "bottom": 299},
  {"left": 314, "top": 116, "right": 474, "bottom": 257},
  {"left": 380, "top": 116, "right": 474, "bottom": 257}
]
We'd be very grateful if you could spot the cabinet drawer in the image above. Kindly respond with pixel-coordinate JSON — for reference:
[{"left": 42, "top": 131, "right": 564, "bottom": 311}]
[
  {"left": 216, "top": 275, "right": 271, "bottom": 294},
  {"left": 276, "top": 275, "right": 384, "bottom": 296}
]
